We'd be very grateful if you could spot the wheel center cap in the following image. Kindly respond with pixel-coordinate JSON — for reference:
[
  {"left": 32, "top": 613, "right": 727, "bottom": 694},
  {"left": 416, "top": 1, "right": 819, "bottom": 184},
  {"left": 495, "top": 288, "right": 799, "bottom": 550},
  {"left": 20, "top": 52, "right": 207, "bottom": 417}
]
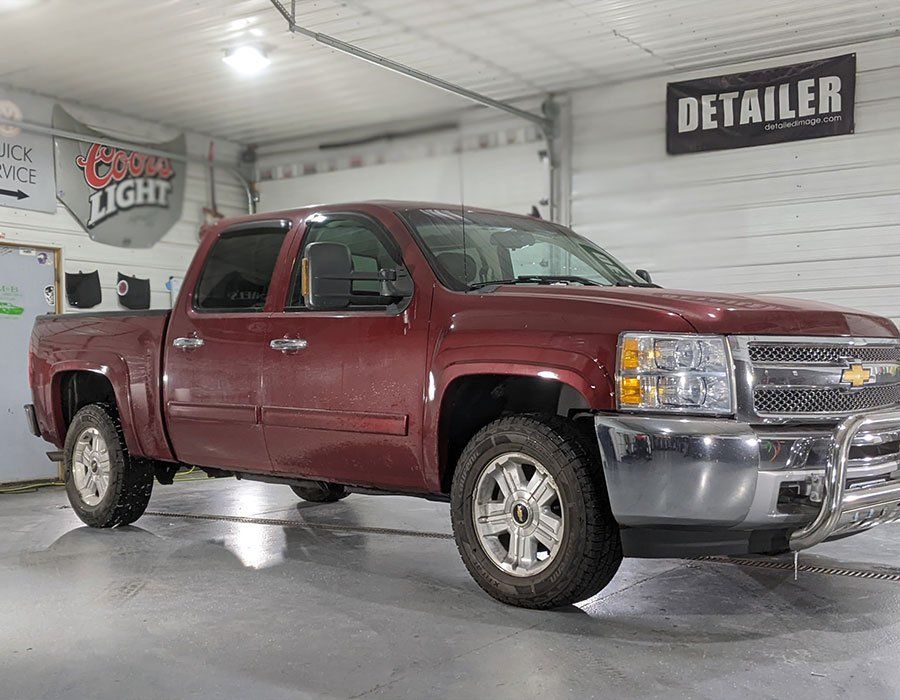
[{"left": 511, "top": 502, "right": 531, "bottom": 526}]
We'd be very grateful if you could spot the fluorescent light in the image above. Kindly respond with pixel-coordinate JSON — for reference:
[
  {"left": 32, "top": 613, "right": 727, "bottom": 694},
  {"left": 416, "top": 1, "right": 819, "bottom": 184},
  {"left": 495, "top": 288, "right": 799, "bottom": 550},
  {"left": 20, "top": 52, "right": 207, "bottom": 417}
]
[
  {"left": 0, "top": 0, "right": 46, "bottom": 11},
  {"left": 223, "top": 46, "right": 270, "bottom": 76}
]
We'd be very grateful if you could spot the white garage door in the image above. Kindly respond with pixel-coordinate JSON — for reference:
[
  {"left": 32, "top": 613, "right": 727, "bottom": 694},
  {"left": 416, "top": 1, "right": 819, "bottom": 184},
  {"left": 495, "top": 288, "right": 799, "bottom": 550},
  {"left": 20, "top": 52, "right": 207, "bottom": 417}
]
[
  {"left": 571, "top": 36, "right": 900, "bottom": 329},
  {"left": 257, "top": 115, "right": 548, "bottom": 220}
]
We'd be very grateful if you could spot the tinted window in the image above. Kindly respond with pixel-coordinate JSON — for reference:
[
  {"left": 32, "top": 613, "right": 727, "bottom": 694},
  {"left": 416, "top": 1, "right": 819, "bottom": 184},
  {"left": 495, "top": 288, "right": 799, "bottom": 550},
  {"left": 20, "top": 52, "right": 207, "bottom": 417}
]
[
  {"left": 288, "top": 216, "right": 404, "bottom": 308},
  {"left": 195, "top": 227, "right": 287, "bottom": 311}
]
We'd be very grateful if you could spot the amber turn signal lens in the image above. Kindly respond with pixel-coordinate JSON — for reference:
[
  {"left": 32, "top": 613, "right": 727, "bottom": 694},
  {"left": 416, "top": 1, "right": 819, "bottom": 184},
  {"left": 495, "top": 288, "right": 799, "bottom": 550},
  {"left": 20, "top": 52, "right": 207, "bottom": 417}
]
[
  {"left": 621, "top": 337, "right": 640, "bottom": 370},
  {"left": 619, "top": 377, "right": 642, "bottom": 405},
  {"left": 300, "top": 257, "right": 310, "bottom": 298}
]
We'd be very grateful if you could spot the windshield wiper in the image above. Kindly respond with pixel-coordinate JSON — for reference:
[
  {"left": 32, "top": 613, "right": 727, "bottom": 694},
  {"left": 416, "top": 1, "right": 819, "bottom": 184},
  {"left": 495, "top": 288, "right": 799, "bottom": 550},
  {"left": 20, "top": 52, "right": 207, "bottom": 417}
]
[
  {"left": 469, "top": 275, "right": 604, "bottom": 290},
  {"left": 519, "top": 275, "right": 604, "bottom": 286},
  {"left": 614, "top": 280, "right": 659, "bottom": 288}
]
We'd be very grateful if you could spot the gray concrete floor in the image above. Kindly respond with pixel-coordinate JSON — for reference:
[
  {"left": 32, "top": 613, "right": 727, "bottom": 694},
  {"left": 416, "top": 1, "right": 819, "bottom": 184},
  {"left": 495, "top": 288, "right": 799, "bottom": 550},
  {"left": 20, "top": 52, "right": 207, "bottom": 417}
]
[{"left": 1, "top": 478, "right": 898, "bottom": 700}]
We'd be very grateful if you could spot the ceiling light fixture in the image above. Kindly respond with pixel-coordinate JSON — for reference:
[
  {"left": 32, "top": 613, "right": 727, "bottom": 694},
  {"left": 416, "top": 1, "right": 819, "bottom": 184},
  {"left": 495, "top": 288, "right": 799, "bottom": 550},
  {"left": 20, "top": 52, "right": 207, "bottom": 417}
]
[
  {"left": 0, "top": 0, "right": 46, "bottom": 12},
  {"left": 223, "top": 46, "right": 270, "bottom": 76}
]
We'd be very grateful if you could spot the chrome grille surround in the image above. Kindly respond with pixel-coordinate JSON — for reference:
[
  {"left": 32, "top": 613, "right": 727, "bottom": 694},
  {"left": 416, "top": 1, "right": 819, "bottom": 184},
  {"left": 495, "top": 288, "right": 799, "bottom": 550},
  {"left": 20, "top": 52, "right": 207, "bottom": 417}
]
[{"left": 729, "top": 336, "right": 900, "bottom": 423}]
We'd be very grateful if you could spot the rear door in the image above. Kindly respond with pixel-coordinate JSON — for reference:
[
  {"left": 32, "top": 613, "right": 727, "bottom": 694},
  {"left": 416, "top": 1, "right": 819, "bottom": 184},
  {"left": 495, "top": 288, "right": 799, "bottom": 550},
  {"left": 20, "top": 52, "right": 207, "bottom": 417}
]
[
  {"left": 163, "top": 221, "right": 292, "bottom": 471},
  {"left": 260, "top": 211, "right": 430, "bottom": 491}
]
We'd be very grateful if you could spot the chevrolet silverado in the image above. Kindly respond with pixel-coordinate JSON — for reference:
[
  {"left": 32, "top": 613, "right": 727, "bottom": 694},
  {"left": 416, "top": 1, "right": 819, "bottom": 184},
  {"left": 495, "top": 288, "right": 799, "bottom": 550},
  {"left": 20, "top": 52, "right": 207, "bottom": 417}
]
[{"left": 26, "top": 201, "right": 900, "bottom": 608}]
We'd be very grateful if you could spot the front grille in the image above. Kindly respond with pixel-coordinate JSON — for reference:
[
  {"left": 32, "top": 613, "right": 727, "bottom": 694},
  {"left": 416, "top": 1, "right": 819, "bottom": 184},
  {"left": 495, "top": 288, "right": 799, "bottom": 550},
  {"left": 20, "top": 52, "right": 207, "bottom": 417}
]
[
  {"left": 754, "top": 383, "right": 900, "bottom": 416},
  {"left": 749, "top": 343, "right": 900, "bottom": 365},
  {"left": 738, "top": 337, "right": 900, "bottom": 419}
]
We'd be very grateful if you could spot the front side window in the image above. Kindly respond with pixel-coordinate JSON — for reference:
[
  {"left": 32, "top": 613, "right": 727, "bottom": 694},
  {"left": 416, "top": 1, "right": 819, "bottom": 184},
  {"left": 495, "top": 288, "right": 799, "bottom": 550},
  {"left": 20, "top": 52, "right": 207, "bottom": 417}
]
[
  {"left": 287, "top": 215, "right": 406, "bottom": 309},
  {"left": 194, "top": 227, "right": 287, "bottom": 311},
  {"left": 400, "top": 208, "right": 646, "bottom": 290}
]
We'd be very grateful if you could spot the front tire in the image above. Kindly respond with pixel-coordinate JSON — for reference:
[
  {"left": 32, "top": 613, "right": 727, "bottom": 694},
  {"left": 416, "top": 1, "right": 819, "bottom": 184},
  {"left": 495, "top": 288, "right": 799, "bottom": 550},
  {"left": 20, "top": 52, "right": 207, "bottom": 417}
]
[
  {"left": 64, "top": 403, "right": 153, "bottom": 528},
  {"left": 451, "top": 414, "right": 622, "bottom": 609}
]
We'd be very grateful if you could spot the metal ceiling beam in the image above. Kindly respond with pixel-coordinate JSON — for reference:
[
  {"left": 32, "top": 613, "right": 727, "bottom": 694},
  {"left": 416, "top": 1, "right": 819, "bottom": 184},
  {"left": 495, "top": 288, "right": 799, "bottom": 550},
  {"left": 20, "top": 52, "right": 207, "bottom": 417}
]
[{"left": 269, "top": 0, "right": 551, "bottom": 131}]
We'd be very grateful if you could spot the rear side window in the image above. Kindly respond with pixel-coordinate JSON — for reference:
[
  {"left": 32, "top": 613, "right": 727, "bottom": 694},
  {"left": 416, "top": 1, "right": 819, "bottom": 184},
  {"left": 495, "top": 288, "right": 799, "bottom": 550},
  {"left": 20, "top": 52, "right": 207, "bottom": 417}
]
[{"left": 194, "top": 227, "right": 287, "bottom": 311}]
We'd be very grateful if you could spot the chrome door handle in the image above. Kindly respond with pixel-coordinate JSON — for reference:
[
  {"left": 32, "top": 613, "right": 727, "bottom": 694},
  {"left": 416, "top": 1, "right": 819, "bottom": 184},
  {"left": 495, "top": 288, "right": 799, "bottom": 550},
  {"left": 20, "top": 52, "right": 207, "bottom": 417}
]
[
  {"left": 173, "top": 336, "right": 204, "bottom": 350},
  {"left": 269, "top": 338, "right": 308, "bottom": 352}
]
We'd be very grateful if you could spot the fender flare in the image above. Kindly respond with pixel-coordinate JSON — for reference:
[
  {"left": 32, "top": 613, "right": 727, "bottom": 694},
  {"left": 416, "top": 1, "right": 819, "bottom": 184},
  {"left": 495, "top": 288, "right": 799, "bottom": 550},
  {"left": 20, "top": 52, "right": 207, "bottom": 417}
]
[
  {"left": 47, "top": 354, "right": 142, "bottom": 456},
  {"left": 422, "top": 347, "right": 614, "bottom": 491}
]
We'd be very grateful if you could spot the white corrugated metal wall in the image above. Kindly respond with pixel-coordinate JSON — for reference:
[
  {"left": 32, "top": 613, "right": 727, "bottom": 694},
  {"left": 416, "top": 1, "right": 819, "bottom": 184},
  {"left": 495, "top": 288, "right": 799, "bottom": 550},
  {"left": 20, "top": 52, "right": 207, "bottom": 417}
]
[
  {"left": 571, "top": 36, "right": 900, "bottom": 329},
  {"left": 0, "top": 100, "right": 246, "bottom": 312},
  {"left": 257, "top": 109, "right": 548, "bottom": 219}
]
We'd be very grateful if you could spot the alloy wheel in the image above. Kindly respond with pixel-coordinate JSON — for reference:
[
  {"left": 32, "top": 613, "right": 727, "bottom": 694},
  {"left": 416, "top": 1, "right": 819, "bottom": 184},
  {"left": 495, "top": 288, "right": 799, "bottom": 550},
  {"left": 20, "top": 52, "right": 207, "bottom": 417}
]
[
  {"left": 472, "top": 451, "right": 564, "bottom": 577},
  {"left": 71, "top": 427, "right": 111, "bottom": 506}
]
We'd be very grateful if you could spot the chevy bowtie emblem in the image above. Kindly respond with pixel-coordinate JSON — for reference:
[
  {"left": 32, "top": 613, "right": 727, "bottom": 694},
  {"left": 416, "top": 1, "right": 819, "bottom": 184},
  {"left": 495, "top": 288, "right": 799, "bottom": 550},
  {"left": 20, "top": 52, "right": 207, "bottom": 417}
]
[
  {"left": 841, "top": 363, "right": 872, "bottom": 388},
  {"left": 512, "top": 503, "right": 529, "bottom": 525}
]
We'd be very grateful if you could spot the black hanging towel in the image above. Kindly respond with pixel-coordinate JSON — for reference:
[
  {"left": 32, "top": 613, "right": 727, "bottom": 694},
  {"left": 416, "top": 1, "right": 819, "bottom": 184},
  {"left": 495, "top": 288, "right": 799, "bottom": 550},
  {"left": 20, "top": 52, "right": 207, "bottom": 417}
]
[
  {"left": 116, "top": 273, "right": 151, "bottom": 310},
  {"left": 65, "top": 270, "right": 102, "bottom": 309}
]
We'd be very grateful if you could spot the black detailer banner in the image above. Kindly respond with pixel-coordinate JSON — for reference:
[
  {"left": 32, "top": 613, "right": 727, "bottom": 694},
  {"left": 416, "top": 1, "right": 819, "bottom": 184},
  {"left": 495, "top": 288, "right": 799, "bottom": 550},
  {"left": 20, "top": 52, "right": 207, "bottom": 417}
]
[{"left": 666, "top": 54, "right": 855, "bottom": 154}]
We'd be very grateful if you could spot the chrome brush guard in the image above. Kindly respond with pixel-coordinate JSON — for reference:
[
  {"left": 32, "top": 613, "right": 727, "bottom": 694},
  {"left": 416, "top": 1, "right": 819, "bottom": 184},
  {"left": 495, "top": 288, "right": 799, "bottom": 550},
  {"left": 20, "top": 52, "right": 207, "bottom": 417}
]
[{"left": 791, "top": 408, "right": 900, "bottom": 550}]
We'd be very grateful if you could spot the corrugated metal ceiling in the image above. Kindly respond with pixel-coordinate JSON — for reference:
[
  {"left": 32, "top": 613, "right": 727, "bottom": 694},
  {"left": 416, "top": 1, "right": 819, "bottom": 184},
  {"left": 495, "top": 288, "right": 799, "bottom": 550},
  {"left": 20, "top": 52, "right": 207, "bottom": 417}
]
[{"left": 1, "top": 0, "right": 897, "bottom": 143}]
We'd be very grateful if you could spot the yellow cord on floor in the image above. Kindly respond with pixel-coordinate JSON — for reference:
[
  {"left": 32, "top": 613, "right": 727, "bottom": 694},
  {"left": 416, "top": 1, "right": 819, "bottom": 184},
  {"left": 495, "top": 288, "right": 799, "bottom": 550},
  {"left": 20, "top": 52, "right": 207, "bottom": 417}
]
[
  {"left": 0, "top": 467, "right": 208, "bottom": 493},
  {"left": 0, "top": 480, "right": 64, "bottom": 494}
]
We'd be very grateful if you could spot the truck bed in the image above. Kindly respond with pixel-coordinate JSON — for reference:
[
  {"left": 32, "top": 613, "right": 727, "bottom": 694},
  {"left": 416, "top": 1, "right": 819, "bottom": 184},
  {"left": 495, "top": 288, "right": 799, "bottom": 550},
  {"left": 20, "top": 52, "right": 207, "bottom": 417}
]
[{"left": 29, "top": 309, "right": 174, "bottom": 462}]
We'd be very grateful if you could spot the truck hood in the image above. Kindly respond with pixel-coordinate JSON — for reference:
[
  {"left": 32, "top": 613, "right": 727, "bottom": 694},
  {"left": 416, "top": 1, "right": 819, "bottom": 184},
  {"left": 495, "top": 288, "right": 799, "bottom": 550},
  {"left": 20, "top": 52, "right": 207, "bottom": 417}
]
[{"left": 492, "top": 285, "right": 898, "bottom": 338}]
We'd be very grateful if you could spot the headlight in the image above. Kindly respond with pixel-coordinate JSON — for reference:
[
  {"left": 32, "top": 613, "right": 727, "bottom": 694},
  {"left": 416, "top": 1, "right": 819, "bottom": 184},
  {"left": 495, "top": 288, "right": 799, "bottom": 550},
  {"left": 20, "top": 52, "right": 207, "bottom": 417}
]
[{"left": 616, "top": 333, "right": 733, "bottom": 415}]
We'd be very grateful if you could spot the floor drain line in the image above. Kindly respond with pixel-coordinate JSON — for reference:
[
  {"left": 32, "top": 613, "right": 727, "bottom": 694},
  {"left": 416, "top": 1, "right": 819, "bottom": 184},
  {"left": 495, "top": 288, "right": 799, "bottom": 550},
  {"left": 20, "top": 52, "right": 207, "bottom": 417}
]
[
  {"left": 141, "top": 509, "right": 455, "bottom": 541},
  {"left": 694, "top": 556, "right": 900, "bottom": 582}
]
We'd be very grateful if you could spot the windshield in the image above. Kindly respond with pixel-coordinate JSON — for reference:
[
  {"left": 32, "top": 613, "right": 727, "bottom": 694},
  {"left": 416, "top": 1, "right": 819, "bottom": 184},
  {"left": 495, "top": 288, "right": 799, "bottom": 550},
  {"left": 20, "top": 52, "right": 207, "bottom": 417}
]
[{"left": 400, "top": 208, "right": 646, "bottom": 290}]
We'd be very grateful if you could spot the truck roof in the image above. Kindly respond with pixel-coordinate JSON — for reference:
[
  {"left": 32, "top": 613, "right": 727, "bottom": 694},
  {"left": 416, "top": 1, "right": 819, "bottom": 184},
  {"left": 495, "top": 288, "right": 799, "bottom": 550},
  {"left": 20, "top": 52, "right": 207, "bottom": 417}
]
[{"left": 204, "top": 200, "right": 543, "bottom": 234}]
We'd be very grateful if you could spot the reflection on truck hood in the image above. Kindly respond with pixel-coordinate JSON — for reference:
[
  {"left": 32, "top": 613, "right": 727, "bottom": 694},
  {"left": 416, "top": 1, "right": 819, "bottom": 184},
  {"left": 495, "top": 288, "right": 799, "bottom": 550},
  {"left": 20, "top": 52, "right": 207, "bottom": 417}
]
[{"left": 491, "top": 285, "right": 898, "bottom": 338}]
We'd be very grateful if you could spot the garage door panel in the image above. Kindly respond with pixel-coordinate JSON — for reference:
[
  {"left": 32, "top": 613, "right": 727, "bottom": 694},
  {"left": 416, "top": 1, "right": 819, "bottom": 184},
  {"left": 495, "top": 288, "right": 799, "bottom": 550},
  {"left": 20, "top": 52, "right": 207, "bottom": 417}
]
[
  {"left": 657, "top": 256, "right": 900, "bottom": 296},
  {"left": 577, "top": 194, "right": 900, "bottom": 251},
  {"left": 576, "top": 127, "right": 900, "bottom": 198},
  {"left": 609, "top": 226, "right": 900, "bottom": 272},
  {"left": 258, "top": 121, "right": 546, "bottom": 220}
]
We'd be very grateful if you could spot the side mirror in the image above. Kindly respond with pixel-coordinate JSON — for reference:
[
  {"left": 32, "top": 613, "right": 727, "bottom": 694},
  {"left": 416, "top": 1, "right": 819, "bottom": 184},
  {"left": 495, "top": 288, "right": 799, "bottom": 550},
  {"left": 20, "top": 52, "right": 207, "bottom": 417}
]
[
  {"left": 303, "top": 241, "right": 413, "bottom": 310},
  {"left": 384, "top": 270, "right": 414, "bottom": 299},
  {"left": 635, "top": 269, "right": 653, "bottom": 284},
  {"left": 303, "top": 242, "right": 352, "bottom": 310}
]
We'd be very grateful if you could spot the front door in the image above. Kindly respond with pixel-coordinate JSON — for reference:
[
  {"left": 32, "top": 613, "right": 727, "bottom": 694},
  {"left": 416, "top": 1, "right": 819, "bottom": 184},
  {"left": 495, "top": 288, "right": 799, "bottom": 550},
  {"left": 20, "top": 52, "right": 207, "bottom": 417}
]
[
  {"left": 1, "top": 243, "right": 59, "bottom": 482},
  {"left": 164, "top": 222, "right": 292, "bottom": 471},
  {"left": 261, "top": 212, "right": 430, "bottom": 491}
]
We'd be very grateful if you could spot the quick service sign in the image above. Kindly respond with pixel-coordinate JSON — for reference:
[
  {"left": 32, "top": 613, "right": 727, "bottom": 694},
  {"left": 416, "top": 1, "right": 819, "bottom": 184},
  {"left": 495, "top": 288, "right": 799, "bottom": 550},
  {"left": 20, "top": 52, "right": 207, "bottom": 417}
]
[
  {"left": 0, "top": 87, "right": 56, "bottom": 213},
  {"left": 666, "top": 54, "right": 856, "bottom": 154}
]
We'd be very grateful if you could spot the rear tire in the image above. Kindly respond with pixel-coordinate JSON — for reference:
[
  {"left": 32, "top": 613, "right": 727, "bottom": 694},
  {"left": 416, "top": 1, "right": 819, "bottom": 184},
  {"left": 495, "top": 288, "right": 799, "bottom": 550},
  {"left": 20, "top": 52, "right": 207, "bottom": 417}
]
[
  {"left": 290, "top": 481, "right": 348, "bottom": 503},
  {"left": 64, "top": 403, "right": 153, "bottom": 528},
  {"left": 450, "top": 414, "right": 622, "bottom": 609}
]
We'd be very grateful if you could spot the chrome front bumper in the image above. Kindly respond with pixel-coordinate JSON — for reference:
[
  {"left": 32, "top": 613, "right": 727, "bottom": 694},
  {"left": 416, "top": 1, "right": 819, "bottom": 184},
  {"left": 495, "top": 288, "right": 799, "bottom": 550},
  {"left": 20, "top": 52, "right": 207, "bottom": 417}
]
[{"left": 595, "top": 409, "right": 900, "bottom": 552}]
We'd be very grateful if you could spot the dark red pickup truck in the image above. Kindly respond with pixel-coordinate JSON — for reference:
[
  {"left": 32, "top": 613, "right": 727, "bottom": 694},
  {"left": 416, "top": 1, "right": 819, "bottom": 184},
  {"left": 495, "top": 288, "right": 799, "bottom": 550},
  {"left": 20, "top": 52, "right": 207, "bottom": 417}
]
[{"left": 27, "top": 201, "right": 900, "bottom": 608}]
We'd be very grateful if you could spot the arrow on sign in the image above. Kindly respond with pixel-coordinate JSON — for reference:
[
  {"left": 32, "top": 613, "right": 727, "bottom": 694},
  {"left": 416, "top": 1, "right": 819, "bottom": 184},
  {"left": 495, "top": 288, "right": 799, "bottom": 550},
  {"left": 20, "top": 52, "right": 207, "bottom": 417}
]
[{"left": 0, "top": 188, "right": 29, "bottom": 200}]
